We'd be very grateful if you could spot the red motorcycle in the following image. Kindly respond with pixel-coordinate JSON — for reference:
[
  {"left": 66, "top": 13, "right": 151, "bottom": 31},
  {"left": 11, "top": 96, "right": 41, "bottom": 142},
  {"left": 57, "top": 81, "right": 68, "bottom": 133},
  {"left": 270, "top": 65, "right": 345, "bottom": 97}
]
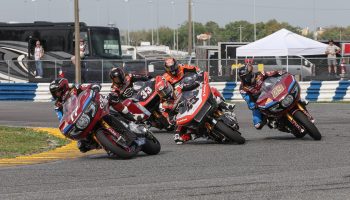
[
  {"left": 175, "top": 72, "right": 245, "bottom": 144},
  {"left": 59, "top": 89, "right": 161, "bottom": 159},
  {"left": 130, "top": 79, "right": 175, "bottom": 131},
  {"left": 256, "top": 73, "right": 321, "bottom": 140}
]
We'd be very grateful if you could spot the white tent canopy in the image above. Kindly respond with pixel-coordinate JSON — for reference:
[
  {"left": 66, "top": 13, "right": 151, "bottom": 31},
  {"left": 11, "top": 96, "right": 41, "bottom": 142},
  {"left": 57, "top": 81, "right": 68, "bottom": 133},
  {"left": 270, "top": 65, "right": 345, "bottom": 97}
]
[{"left": 236, "top": 28, "right": 328, "bottom": 57}]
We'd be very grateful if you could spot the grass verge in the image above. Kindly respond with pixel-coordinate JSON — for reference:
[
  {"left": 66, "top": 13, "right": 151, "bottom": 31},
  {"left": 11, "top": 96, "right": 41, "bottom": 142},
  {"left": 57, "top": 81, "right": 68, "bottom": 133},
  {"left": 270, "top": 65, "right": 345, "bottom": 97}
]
[{"left": 0, "top": 126, "right": 69, "bottom": 158}]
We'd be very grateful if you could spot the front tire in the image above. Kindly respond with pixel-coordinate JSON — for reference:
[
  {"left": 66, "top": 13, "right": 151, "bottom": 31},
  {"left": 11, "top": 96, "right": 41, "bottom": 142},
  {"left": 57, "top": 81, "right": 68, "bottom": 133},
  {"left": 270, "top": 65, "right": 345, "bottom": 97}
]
[
  {"left": 214, "top": 121, "right": 245, "bottom": 144},
  {"left": 95, "top": 129, "right": 139, "bottom": 159},
  {"left": 142, "top": 132, "right": 161, "bottom": 155},
  {"left": 293, "top": 111, "right": 322, "bottom": 140}
]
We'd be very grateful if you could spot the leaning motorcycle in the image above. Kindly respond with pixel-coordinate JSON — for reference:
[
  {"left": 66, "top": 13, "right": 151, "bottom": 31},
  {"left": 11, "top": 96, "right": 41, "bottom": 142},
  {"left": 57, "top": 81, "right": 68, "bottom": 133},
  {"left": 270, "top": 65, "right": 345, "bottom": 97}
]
[
  {"left": 131, "top": 79, "right": 175, "bottom": 131},
  {"left": 174, "top": 71, "right": 245, "bottom": 144},
  {"left": 59, "top": 89, "right": 161, "bottom": 159},
  {"left": 256, "top": 73, "right": 321, "bottom": 140}
]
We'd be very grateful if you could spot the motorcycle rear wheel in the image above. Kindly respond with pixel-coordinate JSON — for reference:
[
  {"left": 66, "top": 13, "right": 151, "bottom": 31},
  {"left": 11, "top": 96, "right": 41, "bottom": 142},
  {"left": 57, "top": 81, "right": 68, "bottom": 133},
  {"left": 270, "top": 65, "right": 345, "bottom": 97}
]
[
  {"left": 95, "top": 129, "right": 139, "bottom": 159},
  {"left": 293, "top": 111, "right": 322, "bottom": 140},
  {"left": 142, "top": 132, "right": 161, "bottom": 155},
  {"left": 214, "top": 121, "right": 245, "bottom": 144}
]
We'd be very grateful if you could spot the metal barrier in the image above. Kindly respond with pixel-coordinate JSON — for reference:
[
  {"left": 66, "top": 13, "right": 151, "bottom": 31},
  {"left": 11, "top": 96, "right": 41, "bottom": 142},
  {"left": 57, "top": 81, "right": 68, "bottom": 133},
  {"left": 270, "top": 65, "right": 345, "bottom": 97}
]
[{"left": 1, "top": 81, "right": 350, "bottom": 102}]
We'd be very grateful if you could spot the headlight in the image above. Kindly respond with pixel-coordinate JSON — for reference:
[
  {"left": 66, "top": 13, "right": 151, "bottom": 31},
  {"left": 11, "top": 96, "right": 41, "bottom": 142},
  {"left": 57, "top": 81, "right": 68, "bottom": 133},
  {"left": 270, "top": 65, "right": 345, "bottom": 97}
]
[
  {"left": 269, "top": 104, "right": 283, "bottom": 113},
  {"left": 281, "top": 95, "right": 294, "bottom": 108},
  {"left": 76, "top": 113, "right": 90, "bottom": 130},
  {"left": 85, "top": 102, "right": 97, "bottom": 117}
]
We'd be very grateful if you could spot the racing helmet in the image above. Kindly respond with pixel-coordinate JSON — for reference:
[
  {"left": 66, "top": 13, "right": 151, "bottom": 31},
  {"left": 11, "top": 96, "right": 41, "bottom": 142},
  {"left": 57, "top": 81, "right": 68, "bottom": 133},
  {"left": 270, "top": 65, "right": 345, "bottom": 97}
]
[
  {"left": 238, "top": 64, "right": 254, "bottom": 85},
  {"left": 49, "top": 78, "right": 69, "bottom": 100},
  {"left": 164, "top": 57, "right": 179, "bottom": 76},
  {"left": 109, "top": 67, "right": 125, "bottom": 84},
  {"left": 155, "top": 76, "right": 174, "bottom": 99}
]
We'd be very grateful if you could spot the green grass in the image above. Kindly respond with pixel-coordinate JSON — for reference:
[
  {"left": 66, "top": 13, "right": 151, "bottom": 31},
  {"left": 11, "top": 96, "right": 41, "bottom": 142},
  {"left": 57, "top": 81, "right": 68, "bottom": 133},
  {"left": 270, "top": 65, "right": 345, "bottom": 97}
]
[{"left": 0, "top": 126, "right": 68, "bottom": 158}]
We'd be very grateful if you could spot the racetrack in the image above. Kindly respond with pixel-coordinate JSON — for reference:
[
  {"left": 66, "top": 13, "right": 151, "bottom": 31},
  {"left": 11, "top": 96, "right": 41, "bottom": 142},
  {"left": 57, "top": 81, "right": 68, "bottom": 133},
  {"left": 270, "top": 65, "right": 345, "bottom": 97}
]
[{"left": 0, "top": 102, "right": 350, "bottom": 200}]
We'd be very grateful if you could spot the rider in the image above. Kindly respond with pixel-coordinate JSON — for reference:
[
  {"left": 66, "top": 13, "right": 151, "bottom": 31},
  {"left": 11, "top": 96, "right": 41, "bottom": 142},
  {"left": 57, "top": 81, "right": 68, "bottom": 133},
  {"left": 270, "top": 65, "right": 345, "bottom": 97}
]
[
  {"left": 109, "top": 67, "right": 151, "bottom": 100},
  {"left": 49, "top": 78, "right": 142, "bottom": 152},
  {"left": 238, "top": 59, "right": 288, "bottom": 129},
  {"left": 155, "top": 76, "right": 191, "bottom": 144},
  {"left": 162, "top": 57, "right": 200, "bottom": 85},
  {"left": 49, "top": 78, "right": 102, "bottom": 152}
]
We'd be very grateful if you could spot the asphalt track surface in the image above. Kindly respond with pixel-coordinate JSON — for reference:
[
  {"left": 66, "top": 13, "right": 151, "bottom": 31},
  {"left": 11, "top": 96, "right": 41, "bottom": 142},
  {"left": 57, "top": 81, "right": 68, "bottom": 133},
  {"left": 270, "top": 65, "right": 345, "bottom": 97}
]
[{"left": 0, "top": 102, "right": 350, "bottom": 200}]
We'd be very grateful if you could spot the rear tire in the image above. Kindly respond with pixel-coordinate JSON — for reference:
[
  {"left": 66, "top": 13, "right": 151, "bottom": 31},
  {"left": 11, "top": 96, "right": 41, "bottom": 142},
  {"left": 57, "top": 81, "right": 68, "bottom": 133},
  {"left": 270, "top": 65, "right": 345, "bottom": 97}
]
[
  {"left": 95, "top": 129, "right": 138, "bottom": 159},
  {"left": 142, "top": 132, "right": 161, "bottom": 155},
  {"left": 214, "top": 121, "right": 245, "bottom": 144},
  {"left": 293, "top": 111, "right": 322, "bottom": 140}
]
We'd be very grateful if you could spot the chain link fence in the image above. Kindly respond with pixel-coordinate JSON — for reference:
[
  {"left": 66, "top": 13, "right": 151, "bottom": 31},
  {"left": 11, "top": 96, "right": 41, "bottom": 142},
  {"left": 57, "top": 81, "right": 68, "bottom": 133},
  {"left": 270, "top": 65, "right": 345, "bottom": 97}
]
[{"left": 0, "top": 57, "right": 349, "bottom": 83}]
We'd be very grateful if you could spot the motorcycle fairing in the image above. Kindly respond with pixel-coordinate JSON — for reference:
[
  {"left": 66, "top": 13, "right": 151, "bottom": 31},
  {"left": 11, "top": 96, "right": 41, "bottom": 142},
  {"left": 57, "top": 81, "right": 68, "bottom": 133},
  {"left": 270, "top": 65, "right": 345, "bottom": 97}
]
[
  {"left": 133, "top": 80, "right": 157, "bottom": 107},
  {"left": 60, "top": 90, "right": 93, "bottom": 135},
  {"left": 257, "top": 74, "right": 295, "bottom": 109},
  {"left": 176, "top": 72, "right": 211, "bottom": 126}
]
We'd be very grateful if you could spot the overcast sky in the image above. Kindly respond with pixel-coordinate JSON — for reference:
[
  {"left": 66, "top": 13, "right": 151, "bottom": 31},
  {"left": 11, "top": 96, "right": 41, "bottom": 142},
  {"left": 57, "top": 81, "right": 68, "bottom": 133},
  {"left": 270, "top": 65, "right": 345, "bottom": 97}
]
[{"left": 1, "top": 0, "right": 350, "bottom": 32}]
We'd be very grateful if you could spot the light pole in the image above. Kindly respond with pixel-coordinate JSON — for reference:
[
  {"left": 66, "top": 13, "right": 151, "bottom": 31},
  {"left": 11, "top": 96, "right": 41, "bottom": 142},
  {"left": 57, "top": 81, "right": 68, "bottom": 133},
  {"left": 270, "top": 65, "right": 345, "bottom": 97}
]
[
  {"left": 177, "top": 24, "right": 180, "bottom": 54},
  {"left": 253, "top": 0, "right": 256, "bottom": 41},
  {"left": 171, "top": 1, "right": 175, "bottom": 50},
  {"left": 96, "top": 0, "right": 101, "bottom": 25},
  {"left": 125, "top": 0, "right": 130, "bottom": 45},
  {"left": 188, "top": 0, "right": 192, "bottom": 55},
  {"left": 192, "top": 1, "right": 195, "bottom": 51},
  {"left": 31, "top": 0, "right": 38, "bottom": 21},
  {"left": 156, "top": 0, "right": 159, "bottom": 45},
  {"left": 148, "top": 0, "right": 154, "bottom": 45}
]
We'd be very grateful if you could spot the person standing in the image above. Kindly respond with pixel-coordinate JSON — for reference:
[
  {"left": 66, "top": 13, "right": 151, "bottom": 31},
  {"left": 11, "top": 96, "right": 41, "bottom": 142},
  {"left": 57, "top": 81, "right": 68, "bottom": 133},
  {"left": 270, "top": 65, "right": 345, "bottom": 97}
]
[
  {"left": 34, "top": 40, "right": 44, "bottom": 78},
  {"left": 325, "top": 40, "right": 341, "bottom": 77}
]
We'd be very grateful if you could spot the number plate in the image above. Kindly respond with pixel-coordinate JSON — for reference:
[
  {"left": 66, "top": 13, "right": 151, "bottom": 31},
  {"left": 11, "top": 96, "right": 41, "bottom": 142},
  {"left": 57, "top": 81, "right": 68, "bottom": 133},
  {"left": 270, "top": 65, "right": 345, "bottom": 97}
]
[{"left": 271, "top": 84, "right": 284, "bottom": 98}]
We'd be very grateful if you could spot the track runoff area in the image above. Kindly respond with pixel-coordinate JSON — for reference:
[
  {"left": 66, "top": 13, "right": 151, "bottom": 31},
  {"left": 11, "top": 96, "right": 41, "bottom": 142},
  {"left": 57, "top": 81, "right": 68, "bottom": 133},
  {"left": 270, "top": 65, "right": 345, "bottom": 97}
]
[{"left": 0, "top": 102, "right": 350, "bottom": 199}]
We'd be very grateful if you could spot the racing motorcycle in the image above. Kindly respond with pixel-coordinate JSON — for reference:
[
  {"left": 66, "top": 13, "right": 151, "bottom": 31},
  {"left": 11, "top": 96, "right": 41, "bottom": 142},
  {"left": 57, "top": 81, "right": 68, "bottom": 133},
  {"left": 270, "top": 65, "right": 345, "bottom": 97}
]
[
  {"left": 130, "top": 79, "right": 175, "bottom": 131},
  {"left": 256, "top": 73, "right": 321, "bottom": 140},
  {"left": 59, "top": 89, "right": 161, "bottom": 159},
  {"left": 174, "top": 71, "right": 245, "bottom": 144}
]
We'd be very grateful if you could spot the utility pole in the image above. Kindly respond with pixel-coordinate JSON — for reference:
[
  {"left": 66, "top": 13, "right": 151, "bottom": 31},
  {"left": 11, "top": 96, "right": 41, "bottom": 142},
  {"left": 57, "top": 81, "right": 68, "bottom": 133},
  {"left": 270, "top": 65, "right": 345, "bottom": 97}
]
[
  {"left": 238, "top": 25, "right": 244, "bottom": 42},
  {"left": 187, "top": 0, "right": 192, "bottom": 55},
  {"left": 253, "top": 0, "right": 256, "bottom": 41},
  {"left": 74, "top": 0, "right": 81, "bottom": 84}
]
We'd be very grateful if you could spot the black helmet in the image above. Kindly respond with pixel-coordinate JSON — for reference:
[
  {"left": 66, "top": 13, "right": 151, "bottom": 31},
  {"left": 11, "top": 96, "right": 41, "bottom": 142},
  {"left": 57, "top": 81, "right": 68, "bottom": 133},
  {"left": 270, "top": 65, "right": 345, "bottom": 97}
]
[
  {"left": 49, "top": 78, "right": 69, "bottom": 100},
  {"left": 164, "top": 57, "right": 179, "bottom": 76},
  {"left": 109, "top": 67, "right": 125, "bottom": 84},
  {"left": 238, "top": 65, "right": 254, "bottom": 85}
]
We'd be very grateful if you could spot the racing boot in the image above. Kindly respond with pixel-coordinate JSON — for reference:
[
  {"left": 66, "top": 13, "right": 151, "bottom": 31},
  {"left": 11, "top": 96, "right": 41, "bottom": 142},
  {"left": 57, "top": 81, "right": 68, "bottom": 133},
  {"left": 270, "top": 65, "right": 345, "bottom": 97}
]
[
  {"left": 77, "top": 139, "right": 98, "bottom": 153},
  {"left": 174, "top": 133, "right": 192, "bottom": 145}
]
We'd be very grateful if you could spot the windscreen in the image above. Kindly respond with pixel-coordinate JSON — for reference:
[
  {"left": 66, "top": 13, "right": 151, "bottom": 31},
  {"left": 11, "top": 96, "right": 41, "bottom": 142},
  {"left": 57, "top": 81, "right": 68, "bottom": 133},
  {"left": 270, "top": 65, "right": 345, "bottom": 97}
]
[
  {"left": 259, "top": 74, "right": 287, "bottom": 98},
  {"left": 62, "top": 95, "right": 78, "bottom": 121}
]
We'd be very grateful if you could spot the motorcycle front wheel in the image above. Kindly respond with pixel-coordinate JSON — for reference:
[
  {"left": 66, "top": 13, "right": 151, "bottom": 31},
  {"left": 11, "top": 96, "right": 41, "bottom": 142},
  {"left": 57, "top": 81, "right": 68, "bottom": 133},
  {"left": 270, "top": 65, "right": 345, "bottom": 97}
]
[
  {"left": 142, "top": 132, "right": 161, "bottom": 155},
  {"left": 95, "top": 129, "right": 139, "bottom": 159},
  {"left": 214, "top": 121, "right": 245, "bottom": 144},
  {"left": 293, "top": 111, "right": 322, "bottom": 140}
]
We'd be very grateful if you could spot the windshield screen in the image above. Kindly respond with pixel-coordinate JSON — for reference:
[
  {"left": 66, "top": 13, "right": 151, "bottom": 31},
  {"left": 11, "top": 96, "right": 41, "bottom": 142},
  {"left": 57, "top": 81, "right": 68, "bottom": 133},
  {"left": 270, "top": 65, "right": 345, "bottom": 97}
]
[
  {"left": 62, "top": 95, "right": 79, "bottom": 121},
  {"left": 177, "top": 90, "right": 200, "bottom": 114},
  {"left": 90, "top": 28, "right": 121, "bottom": 58},
  {"left": 259, "top": 74, "right": 287, "bottom": 98}
]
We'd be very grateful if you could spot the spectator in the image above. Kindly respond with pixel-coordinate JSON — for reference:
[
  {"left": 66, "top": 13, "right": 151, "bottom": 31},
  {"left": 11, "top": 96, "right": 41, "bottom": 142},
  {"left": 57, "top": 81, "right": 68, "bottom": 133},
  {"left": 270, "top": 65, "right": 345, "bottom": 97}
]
[
  {"left": 71, "top": 38, "right": 86, "bottom": 65},
  {"left": 325, "top": 39, "right": 341, "bottom": 76},
  {"left": 34, "top": 40, "right": 44, "bottom": 78}
]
